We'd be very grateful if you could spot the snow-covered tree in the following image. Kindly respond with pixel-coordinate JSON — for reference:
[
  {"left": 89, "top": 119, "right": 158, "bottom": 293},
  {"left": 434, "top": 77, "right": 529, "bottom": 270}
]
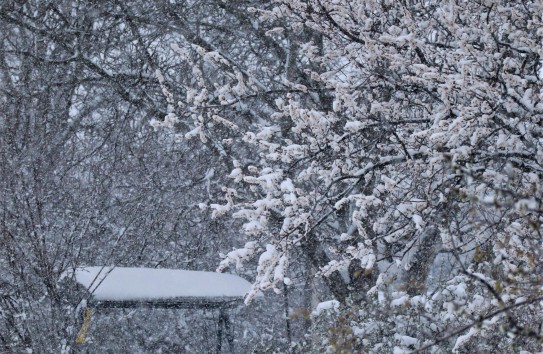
[{"left": 161, "top": 0, "right": 543, "bottom": 351}]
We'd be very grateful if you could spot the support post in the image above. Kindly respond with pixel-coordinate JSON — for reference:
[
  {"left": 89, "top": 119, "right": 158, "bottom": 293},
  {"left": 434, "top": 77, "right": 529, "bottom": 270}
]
[
  {"left": 216, "top": 308, "right": 234, "bottom": 353},
  {"left": 223, "top": 309, "right": 234, "bottom": 353},
  {"left": 216, "top": 310, "right": 223, "bottom": 354}
]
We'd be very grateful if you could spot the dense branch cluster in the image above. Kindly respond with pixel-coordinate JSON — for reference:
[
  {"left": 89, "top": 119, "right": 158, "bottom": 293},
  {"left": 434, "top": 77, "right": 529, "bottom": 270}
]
[{"left": 163, "top": 0, "right": 543, "bottom": 352}]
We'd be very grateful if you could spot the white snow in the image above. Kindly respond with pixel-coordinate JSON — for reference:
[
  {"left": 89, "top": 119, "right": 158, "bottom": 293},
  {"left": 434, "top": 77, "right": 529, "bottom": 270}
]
[
  {"left": 311, "top": 300, "right": 340, "bottom": 316},
  {"left": 390, "top": 295, "right": 410, "bottom": 307},
  {"left": 452, "top": 327, "right": 478, "bottom": 353},
  {"left": 394, "top": 333, "right": 419, "bottom": 346},
  {"left": 515, "top": 198, "right": 538, "bottom": 211},
  {"left": 72, "top": 267, "right": 252, "bottom": 302},
  {"left": 412, "top": 214, "right": 423, "bottom": 230},
  {"left": 280, "top": 178, "right": 294, "bottom": 192},
  {"left": 344, "top": 121, "right": 363, "bottom": 132}
]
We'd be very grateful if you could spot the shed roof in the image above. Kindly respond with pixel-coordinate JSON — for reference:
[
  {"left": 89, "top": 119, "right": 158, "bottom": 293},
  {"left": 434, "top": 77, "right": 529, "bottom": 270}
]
[{"left": 72, "top": 267, "right": 252, "bottom": 309}]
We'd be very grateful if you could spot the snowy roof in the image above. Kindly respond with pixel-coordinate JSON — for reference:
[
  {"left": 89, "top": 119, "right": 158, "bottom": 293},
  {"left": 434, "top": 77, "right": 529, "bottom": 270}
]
[{"left": 72, "top": 267, "right": 252, "bottom": 309}]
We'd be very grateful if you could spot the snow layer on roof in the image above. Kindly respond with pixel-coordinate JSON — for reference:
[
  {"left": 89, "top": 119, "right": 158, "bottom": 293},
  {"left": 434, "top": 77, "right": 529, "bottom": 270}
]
[{"left": 73, "top": 267, "right": 251, "bottom": 301}]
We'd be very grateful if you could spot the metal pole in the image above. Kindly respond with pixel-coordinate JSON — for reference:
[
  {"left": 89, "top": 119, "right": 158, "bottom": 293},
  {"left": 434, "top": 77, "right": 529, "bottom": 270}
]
[
  {"left": 216, "top": 309, "right": 224, "bottom": 354},
  {"left": 223, "top": 310, "right": 234, "bottom": 353}
]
